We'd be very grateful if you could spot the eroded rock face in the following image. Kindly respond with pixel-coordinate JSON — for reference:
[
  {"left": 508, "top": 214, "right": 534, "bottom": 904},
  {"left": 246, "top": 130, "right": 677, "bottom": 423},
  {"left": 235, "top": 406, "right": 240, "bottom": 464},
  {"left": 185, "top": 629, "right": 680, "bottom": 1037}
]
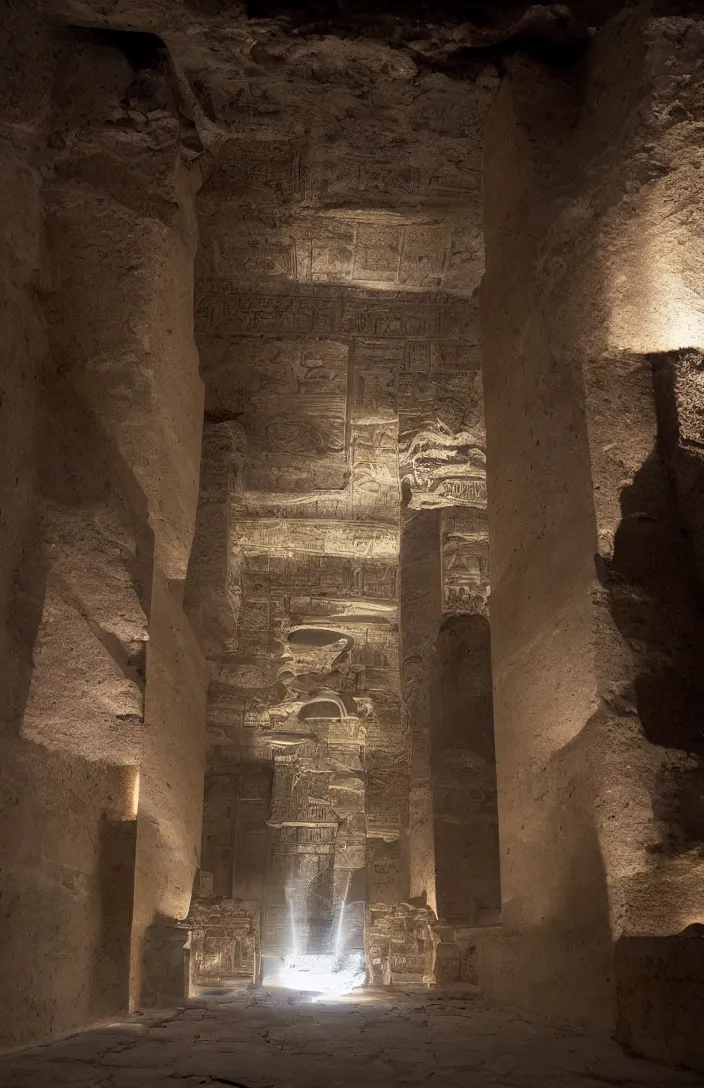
[
  {"left": 0, "top": 17, "right": 206, "bottom": 1044},
  {"left": 480, "top": 5, "right": 704, "bottom": 1056}
]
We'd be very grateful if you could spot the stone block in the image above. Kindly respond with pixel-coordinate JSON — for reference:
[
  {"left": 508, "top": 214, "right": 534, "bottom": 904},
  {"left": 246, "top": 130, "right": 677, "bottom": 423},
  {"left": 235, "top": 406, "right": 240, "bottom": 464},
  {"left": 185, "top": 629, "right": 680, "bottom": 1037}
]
[{"left": 615, "top": 935, "right": 704, "bottom": 1074}]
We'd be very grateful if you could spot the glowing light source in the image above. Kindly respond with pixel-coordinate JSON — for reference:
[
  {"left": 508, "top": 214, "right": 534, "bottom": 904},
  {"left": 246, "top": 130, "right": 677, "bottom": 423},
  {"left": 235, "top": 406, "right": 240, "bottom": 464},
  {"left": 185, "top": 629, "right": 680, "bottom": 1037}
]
[{"left": 277, "top": 951, "right": 366, "bottom": 998}]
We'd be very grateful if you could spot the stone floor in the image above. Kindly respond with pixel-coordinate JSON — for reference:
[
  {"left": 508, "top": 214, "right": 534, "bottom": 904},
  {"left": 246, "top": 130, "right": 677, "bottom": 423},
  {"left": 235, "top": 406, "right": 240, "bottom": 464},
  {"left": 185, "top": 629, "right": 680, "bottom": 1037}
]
[{"left": 0, "top": 988, "right": 700, "bottom": 1088}]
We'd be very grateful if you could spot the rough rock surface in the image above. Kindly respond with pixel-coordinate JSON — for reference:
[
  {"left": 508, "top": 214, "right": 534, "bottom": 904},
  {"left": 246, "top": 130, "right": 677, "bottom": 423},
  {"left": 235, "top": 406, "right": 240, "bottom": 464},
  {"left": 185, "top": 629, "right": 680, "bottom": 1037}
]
[
  {"left": 480, "top": 1, "right": 704, "bottom": 1045},
  {"left": 0, "top": 10, "right": 207, "bottom": 1045}
]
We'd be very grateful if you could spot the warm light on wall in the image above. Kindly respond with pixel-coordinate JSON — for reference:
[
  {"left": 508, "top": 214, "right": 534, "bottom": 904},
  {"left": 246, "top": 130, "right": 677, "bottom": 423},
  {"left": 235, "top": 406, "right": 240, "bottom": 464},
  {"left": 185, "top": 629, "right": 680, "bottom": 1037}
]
[
  {"left": 607, "top": 191, "right": 704, "bottom": 354},
  {"left": 128, "top": 770, "right": 141, "bottom": 820}
]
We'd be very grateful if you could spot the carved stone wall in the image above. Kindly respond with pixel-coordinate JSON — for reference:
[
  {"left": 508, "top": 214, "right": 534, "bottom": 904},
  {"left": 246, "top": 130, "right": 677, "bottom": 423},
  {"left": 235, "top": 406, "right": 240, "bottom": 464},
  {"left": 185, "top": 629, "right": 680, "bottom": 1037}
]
[
  {"left": 188, "top": 898, "right": 260, "bottom": 986},
  {"left": 183, "top": 27, "right": 496, "bottom": 983},
  {"left": 400, "top": 510, "right": 441, "bottom": 913},
  {"left": 7, "top": 2, "right": 704, "bottom": 1074}
]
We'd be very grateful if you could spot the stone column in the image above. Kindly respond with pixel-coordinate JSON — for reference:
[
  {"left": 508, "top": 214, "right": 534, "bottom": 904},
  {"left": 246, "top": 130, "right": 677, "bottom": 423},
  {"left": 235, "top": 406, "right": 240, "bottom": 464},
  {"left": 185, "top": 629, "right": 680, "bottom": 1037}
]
[
  {"left": 433, "top": 510, "right": 500, "bottom": 933},
  {"left": 480, "top": 9, "right": 704, "bottom": 1042},
  {"left": 400, "top": 509, "right": 441, "bottom": 913},
  {"left": 31, "top": 32, "right": 207, "bottom": 1011},
  {"left": 0, "top": 20, "right": 203, "bottom": 1043}
]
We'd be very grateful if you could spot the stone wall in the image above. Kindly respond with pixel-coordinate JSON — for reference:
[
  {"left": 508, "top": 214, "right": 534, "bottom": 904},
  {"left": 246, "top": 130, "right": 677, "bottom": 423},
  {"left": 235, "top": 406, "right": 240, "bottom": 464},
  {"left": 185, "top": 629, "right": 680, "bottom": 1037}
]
[
  {"left": 0, "top": 14, "right": 131, "bottom": 1047},
  {"left": 401, "top": 510, "right": 441, "bottom": 913},
  {"left": 179, "top": 24, "right": 496, "bottom": 984},
  {"left": 9, "top": 0, "right": 694, "bottom": 1059},
  {"left": 0, "top": 21, "right": 207, "bottom": 1044},
  {"left": 480, "top": 7, "right": 704, "bottom": 1046}
]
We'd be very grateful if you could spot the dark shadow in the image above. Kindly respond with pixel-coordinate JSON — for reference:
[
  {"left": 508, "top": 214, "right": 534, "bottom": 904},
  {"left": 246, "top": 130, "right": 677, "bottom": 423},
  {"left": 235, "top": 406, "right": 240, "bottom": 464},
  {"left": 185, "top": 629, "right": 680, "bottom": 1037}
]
[
  {"left": 68, "top": 26, "right": 166, "bottom": 72},
  {"left": 432, "top": 614, "right": 501, "bottom": 926},
  {"left": 140, "top": 912, "right": 190, "bottom": 1008},
  {"left": 600, "top": 351, "right": 704, "bottom": 756},
  {"left": 90, "top": 815, "right": 138, "bottom": 1017},
  {"left": 242, "top": 0, "right": 591, "bottom": 71},
  {"left": 533, "top": 708, "right": 617, "bottom": 1027},
  {"left": 615, "top": 931, "right": 704, "bottom": 1074},
  {"left": 596, "top": 351, "right": 704, "bottom": 861}
]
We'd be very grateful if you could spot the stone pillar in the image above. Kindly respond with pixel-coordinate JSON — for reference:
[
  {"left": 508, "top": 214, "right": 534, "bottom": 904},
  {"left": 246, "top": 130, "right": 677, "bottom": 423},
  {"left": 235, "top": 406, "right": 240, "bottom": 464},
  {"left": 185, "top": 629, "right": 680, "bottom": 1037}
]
[
  {"left": 400, "top": 509, "right": 441, "bottom": 912},
  {"left": 480, "top": 9, "right": 704, "bottom": 1041},
  {"left": 433, "top": 513, "right": 500, "bottom": 929},
  {"left": 28, "top": 32, "right": 206, "bottom": 1011}
]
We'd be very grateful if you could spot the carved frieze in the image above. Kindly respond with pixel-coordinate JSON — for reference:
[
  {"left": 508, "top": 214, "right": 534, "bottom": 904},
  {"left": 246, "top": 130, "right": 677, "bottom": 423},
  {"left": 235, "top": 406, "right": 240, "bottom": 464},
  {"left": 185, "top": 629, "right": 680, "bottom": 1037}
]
[
  {"left": 365, "top": 903, "right": 435, "bottom": 986},
  {"left": 188, "top": 898, "right": 260, "bottom": 986},
  {"left": 400, "top": 424, "right": 486, "bottom": 510}
]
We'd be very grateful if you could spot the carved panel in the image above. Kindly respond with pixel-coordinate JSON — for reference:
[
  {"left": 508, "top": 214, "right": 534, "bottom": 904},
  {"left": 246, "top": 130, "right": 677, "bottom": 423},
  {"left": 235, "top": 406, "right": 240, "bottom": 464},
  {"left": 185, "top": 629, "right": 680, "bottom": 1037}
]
[
  {"left": 210, "top": 138, "right": 300, "bottom": 205},
  {"left": 400, "top": 425, "right": 486, "bottom": 511},
  {"left": 441, "top": 510, "right": 490, "bottom": 616},
  {"left": 188, "top": 898, "right": 260, "bottom": 985},
  {"left": 365, "top": 903, "right": 435, "bottom": 986}
]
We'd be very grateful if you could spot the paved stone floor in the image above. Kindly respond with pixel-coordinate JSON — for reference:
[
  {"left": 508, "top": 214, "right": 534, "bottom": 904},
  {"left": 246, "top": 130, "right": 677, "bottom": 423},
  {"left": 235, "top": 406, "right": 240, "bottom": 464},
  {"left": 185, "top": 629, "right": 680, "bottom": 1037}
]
[{"left": 0, "top": 989, "right": 700, "bottom": 1088}]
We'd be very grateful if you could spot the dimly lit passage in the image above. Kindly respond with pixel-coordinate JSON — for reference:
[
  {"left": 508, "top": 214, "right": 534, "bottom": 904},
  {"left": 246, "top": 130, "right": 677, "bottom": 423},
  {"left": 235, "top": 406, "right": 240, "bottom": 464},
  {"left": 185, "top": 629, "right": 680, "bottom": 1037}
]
[{"left": 1, "top": 0, "right": 703, "bottom": 1082}]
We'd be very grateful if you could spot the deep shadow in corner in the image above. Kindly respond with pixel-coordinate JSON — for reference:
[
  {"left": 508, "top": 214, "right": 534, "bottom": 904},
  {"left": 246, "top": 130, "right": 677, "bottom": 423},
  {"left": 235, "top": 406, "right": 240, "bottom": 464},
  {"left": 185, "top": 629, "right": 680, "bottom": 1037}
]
[
  {"left": 599, "top": 350, "right": 704, "bottom": 757},
  {"left": 597, "top": 349, "right": 704, "bottom": 859},
  {"left": 90, "top": 811, "right": 138, "bottom": 1018}
]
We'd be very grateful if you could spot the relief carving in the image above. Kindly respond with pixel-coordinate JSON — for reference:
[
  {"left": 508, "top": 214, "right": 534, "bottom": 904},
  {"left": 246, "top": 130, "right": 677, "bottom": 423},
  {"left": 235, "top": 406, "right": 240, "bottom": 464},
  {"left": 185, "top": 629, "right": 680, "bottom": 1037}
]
[
  {"left": 441, "top": 510, "right": 490, "bottom": 616},
  {"left": 188, "top": 899, "right": 260, "bottom": 987},
  {"left": 400, "top": 424, "right": 486, "bottom": 510},
  {"left": 188, "top": 54, "right": 491, "bottom": 990}
]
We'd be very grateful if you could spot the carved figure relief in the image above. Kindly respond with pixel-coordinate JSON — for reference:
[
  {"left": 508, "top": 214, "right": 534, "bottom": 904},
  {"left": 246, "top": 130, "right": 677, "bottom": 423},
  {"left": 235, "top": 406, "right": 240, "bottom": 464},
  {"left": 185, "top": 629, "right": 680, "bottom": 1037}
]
[
  {"left": 189, "top": 61, "right": 491, "bottom": 989},
  {"left": 400, "top": 423, "right": 487, "bottom": 510},
  {"left": 441, "top": 511, "right": 490, "bottom": 616}
]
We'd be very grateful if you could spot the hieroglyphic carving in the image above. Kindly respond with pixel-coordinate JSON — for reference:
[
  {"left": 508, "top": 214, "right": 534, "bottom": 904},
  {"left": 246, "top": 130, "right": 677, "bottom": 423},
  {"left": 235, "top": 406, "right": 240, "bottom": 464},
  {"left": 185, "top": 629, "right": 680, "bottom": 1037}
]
[
  {"left": 304, "top": 148, "right": 479, "bottom": 210},
  {"left": 188, "top": 899, "right": 260, "bottom": 986},
  {"left": 365, "top": 903, "right": 435, "bottom": 986},
  {"left": 352, "top": 222, "right": 403, "bottom": 283},
  {"left": 202, "top": 338, "right": 350, "bottom": 493},
  {"left": 186, "top": 420, "right": 247, "bottom": 658},
  {"left": 231, "top": 520, "right": 399, "bottom": 560},
  {"left": 441, "top": 510, "right": 489, "bottom": 616},
  {"left": 399, "top": 226, "right": 450, "bottom": 289},
  {"left": 210, "top": 137, "right": 301, "bottom": 205},
  {"left": 350, "top": 420, "right": 400, "bottom": 521},
  {"left": 263, "top": 719, "right": 367, "bottom": 961},
  {"left": 196, "top": 282, "right": 476, "bottom": 341},
  {"left": 400, "top": 425, "right": 486, "bottom": 510},
  {"left": 189, "top": 56, "right": 491, "bottom": 985}
]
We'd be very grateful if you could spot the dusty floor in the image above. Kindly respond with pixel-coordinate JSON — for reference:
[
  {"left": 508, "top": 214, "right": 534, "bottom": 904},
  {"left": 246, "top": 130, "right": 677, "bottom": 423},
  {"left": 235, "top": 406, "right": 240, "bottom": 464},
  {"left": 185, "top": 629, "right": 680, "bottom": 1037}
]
[{"left": 0, "top": 989, "right": 699, "bottom": 1088}]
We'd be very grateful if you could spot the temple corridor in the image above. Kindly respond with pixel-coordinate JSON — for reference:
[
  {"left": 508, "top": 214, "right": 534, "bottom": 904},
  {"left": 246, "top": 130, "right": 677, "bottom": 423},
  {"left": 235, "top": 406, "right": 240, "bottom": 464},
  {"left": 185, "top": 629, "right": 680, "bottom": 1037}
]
[
  {"left": 3, "top": 0, "right": 704, "bottom": 1080},
  {"left": 0, "top": 990, "right": 699, "bottom": 1088}
]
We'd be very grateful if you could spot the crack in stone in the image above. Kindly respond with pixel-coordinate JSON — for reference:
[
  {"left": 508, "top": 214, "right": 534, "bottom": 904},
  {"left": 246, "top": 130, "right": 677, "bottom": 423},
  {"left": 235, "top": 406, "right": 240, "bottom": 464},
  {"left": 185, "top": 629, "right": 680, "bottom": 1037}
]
[{"left": 170, "top": 1078, "right": 275, "bottom": 1088}]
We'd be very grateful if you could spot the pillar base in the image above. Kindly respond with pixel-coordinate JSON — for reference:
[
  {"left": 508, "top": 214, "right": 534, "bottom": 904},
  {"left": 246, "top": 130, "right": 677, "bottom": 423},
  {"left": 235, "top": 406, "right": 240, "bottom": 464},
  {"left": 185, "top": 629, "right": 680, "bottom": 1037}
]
[
  {"left": 139, "top": 919, "right": 190, "bottom": 1008},
  {"left": 475, "top": 926, "right": 615, "bottom": 1033},
  {"left": 615, "top": 934, "right": 704, "bottom": 1074}
]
